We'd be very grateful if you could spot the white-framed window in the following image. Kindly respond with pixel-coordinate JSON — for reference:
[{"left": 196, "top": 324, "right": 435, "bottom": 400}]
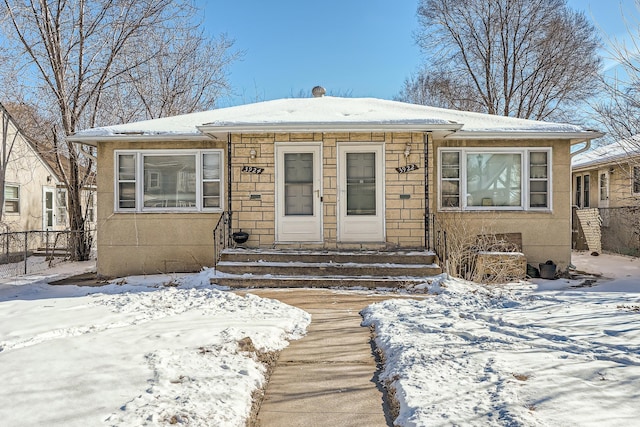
[
  {"left": 583, "top": 174, "right": 590, "bottom": 207},
  {"left": 56, "top": 188, "right": 67, "bottom": 225},
  {"left": 114, "top": 150, "right": 223, "bottom": 212},
  {"left": 575, "top": 173, "right": 590, "bottom": 208},
  {"left": 599, "top": 171, "right": 609, "bottom": 203},
  {"left": 633, "top": 166, "right": 640, "bottom": 195},
  {"left": 438, "top": 148, "right": 552, "bottom": 211},
  {"left": 86, "top": 194, "right": 95, "bottom": 223},
  {"left": 4, "top": 184, "right": 19, "bottom": 214}
]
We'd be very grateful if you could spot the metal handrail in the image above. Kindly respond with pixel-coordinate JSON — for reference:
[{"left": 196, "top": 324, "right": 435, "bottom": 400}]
[
  {"left": 427, "top": 214, "right": 447, "bottom": 273},
  {"left": 212, "top": 212, "right": 229, "bottom": 269}
]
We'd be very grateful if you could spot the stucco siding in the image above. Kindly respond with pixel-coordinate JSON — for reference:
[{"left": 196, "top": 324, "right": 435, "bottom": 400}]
[
  {"left": 433, "top": 139, "right": 572, "bottom": 269},
  {"left": 95, "top": 140, "right": 225, "bottom": 277},
  {"left": 96, "top": 214, "right": 220, "bottom": 277}
]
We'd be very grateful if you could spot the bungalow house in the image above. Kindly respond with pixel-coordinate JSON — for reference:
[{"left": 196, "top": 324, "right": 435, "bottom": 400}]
[
  {"left": 571, "top": 136, "right": 640, "bottom": 255},
  {"left": 69, "top": 92, "right": 601, "bottom": 278}
]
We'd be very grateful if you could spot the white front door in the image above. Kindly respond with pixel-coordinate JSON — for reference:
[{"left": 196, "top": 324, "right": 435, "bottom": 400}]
[
  {"left": 275, "top": 143, "right": 323, "bottom": 242},
  {"left": 598, "top": 170, "right": 609, "bottom": 208},
  {"left": 43, "top": 187, "right": 55, "bottom": 230},
  {"left": 337, "top": 143, "right": 385, "bottom": 242}
]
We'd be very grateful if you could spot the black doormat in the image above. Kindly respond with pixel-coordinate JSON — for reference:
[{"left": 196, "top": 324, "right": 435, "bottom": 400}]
[{"left": 49, "top": 272, "right": 107, "bottom": 287}]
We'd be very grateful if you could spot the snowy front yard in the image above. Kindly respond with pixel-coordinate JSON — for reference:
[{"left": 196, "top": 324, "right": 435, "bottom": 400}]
[
  {"left": 362, "top": 252, "right": 640, "bottom": 426},
  {"left": 0, "top": 269, "right": 310, "bottom": 426},
  {"left": 0, "top": 251, "right": 639, "bottom": 426}
]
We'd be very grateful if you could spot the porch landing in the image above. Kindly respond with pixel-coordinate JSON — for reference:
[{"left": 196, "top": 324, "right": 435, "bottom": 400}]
[{"left": 211, "top": 248, "right": 442, "bottom": 289}]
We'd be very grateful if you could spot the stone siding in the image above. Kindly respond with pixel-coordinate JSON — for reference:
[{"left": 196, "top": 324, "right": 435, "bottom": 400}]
[{"left": 231, "top": 132, "right": 427, "bottom": 250}]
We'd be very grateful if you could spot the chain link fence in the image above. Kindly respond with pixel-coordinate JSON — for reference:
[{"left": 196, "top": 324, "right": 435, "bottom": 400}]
[{"left": 0, "top": 229, "right": 96, "bottom": 279}]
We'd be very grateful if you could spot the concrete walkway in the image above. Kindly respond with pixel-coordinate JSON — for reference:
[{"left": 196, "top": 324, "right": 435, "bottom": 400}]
[{"left": 239, "top": 289, "right": 398, "bottom": 427}]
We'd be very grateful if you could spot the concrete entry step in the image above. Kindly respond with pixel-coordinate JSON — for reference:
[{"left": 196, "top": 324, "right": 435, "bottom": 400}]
[
  {"left": 219, "top": 248, "right": 438, "bottom": 265},
  {"left": 214, "top": 276, "right": 428, "bottom": 289},
  {"left": 212, "top": 248, "right": 442, "bottom": 289},
  {"left": 214, "top": 261, "right": 441, "bottom": 277}
]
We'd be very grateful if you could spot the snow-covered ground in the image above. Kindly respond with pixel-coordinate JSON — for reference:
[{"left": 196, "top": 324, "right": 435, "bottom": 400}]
[
  {"left": 0, "top": 264, "right": 310, "bottom": 427},
  {"left": 1, "top": 251, "right": 639, "bottom": 426},
  {"left": 362, "top": 251, "right": 640, "bottom": 426}
]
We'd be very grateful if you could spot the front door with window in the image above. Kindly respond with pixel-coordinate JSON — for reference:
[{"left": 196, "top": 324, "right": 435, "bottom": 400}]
[
  {"left": 337, "top": 144, "right": 384, "bottom": 242},
  {"left": 275, "top": 143, "right": 323, "bottom": 242},
  {"left": 43, "top": 187, "right": 55, "bottom": 229},
  {"left": 599, "top": 170, "right": 609, "bottom": 208}
]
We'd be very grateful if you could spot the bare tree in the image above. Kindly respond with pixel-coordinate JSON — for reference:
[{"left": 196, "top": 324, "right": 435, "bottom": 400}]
[
  {"left": 395, "top": 68, "right": 484, "bottom": 112},
  {"left": 99, "top": 29, "right": 239, "bottom": 124},
  {"left": 590, "top": 2, "right": 640, "bottom": 210},
  {"left": 0, "top": 0, "right": 238, "bottom": 260},
  {"left": 593, "top": 2, "right": 640, "bottom": 142},
  {"left": 402, "top": 0, "right": 602, "bottom": 121},
  {"left": 2, "top": 102, "right": 57, "bottom": 149}
]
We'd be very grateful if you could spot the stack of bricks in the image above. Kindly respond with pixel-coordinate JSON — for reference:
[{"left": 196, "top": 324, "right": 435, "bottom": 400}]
[{"left": 576, "top": 208, "right": 602, "bottom": 254}]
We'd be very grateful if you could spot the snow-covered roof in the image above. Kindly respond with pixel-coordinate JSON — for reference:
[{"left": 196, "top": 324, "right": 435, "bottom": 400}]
[
  {"left": 70, "top": 96, "right": 600, "bottom": 142},
  {"left": 572, "top": 135, "right": 640, "bottom": 169}
]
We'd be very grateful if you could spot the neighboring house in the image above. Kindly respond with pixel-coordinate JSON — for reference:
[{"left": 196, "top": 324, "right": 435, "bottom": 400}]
[
  {"left": 1, "top": 103, "right": 69, "bottom": 232},
  {"left": 572, "top": 136, "right": 640, "bottom": 209},
  {"left": 0, "top": 103, "right": 96, "bottom": 233},
  {"left": 571, "top": 136, "right": 640, "bottom": 255},
  {"left": 69, "top": 93, "right": 601, "bottom": 278}
]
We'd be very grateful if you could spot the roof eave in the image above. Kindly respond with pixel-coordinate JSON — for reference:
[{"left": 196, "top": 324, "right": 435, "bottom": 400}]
[
  {"left": 572, "top": 163, "right": 600, "bottom": 171},
  {"left": 445, "top": 130, "right": 604, "bottom": 142},
  {"left": 69, "top": 127, "right": 603, "bottom": 146},
  {"left": 68, "top": 134, "right": 215, "bottom": 146},
  {"left": 573, "top": 153, "right": 640, "bottom": 170},
  {"left": 572, "top": 158, "right": 614, "bottom": 171}
]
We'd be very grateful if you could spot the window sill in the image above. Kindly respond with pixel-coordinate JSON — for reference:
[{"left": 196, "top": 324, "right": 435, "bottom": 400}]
[
  {"left": 438, "top": 207, "right": 552, "bottom": 213},
  {"left": 115, "top": 209, "right": 223, "bottom": 214}
]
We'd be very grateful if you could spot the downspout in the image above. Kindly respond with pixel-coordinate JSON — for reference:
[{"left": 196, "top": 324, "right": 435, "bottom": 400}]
[
  {"left": 570, "top": 139, "right": 592, "bottom": 157},
  {"left": 569, "top": 138, "right": 591, "bottom": 255},
  {"left": 424, "top": 132, "right": 430, "bottom": 250},
  {"left": 227, "top": 133, "right": 232, "bottom": 245},
  {"left": 569, "top": 138, "right": 592, "bottom": 209}
]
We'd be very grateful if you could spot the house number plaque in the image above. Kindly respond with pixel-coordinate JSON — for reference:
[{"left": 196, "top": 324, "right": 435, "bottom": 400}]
[
  {"left": 396, "top": 164, "right": 419, "bottom": 174},
  {"left": 241, "top": 166, "right": 264, "bottom": 174}
]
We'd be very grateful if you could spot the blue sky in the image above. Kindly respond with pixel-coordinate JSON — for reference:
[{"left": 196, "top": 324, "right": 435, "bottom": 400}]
[{"left": 198, "top": 1, "right": 638, "bottom": 107}]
